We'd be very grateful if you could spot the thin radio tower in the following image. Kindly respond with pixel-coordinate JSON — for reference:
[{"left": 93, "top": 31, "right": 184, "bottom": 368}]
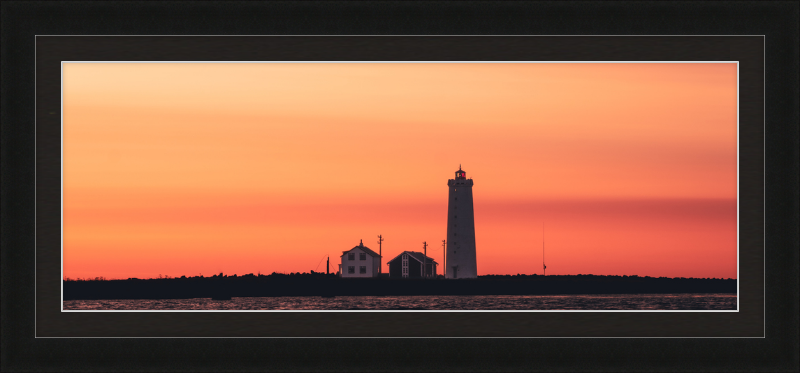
[
  {"left": 377, "top": 235, "right": 384, "bottom": 275},
  {"left": 543, "top": 222, "right": 546, "bottom": 276}
]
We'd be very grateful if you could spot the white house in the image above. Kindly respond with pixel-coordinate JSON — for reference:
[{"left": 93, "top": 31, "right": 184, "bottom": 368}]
[{"left": 339, "top": 240, "right": 382, "bottom": 278}]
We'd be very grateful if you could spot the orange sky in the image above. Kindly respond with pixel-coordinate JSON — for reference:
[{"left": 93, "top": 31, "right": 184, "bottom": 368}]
[{"left": 62, "top": 63, "right": 737, "bottom": 279}]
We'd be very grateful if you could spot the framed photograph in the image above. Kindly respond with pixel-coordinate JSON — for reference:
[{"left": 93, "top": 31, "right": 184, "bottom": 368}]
[
  {"left": 4, "top": 1, "right": 797, "bottom": 372},
  {"left": 40, "top": 35, "right": 759, "bottom": 337}
]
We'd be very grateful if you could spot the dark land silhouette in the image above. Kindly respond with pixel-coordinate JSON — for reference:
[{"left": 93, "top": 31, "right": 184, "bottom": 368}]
[{"left": 63, "top": 272, "right": 736, "bottom": 300}]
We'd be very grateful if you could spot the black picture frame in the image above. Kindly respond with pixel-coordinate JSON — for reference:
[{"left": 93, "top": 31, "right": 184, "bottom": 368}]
[
  {"left": 37, "top": 35, "right": 760, "bottom": 338},
  {"left": 3, "top": 1, "right": 798, "bottom": 372}
]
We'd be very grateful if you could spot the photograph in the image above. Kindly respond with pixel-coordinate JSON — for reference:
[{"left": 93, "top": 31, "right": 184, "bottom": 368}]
[{"left": 61, "top": 61, "right": 738, "bottom": 311}]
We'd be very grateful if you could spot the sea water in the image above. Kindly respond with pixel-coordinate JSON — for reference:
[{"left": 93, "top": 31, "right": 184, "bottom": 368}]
[{"left": 63, "top": 293, "right": 736, "bottom": 310}]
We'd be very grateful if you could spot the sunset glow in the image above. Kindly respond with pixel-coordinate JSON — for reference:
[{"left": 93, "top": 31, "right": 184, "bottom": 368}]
[{"left": 63, "top": 63, "right": 737, "bottom": 279}]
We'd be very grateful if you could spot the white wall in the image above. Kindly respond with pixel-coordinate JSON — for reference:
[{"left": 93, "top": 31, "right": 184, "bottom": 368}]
[{"left": 340, "top": 247, "right": 380, "bottom": 278}]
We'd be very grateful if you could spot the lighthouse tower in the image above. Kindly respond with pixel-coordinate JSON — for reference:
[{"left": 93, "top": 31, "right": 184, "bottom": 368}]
[{"left": 445, "top": 165, "right": 477, "bottom": 279}]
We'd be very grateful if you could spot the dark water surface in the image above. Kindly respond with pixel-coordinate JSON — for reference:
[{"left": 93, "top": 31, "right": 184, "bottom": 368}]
[{"left": 64, "top": 293, "right": 736, "bottom": 310}]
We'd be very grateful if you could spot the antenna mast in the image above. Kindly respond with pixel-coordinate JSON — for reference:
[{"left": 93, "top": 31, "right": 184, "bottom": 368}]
[{"left": 543, "top": 222, "right": 546, "bottom": 276}]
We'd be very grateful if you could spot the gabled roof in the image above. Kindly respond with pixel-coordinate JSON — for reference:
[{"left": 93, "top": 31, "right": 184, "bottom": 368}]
[
  {"left": 406, "top": 251, "right": 438, "bottom": 265},
  {"left": 340, "top": 242, "right": 382, "bottom": 258},
  {"left": 386, "top": 251, "right": 438, "bottom": 265}
]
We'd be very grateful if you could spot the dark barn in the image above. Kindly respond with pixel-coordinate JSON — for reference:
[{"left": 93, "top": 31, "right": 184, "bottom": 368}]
[{"left": 386, "top": 251, "right": 438, "bottom": 279}]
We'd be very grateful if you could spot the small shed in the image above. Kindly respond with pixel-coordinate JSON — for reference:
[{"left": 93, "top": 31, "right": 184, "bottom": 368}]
[{"left": 386, "top": 251, "right": 438, "bottom": 278}]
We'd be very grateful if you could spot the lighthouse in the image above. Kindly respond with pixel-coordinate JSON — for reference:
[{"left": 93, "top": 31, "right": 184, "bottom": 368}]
[{"left": 445, "top": 165, "right": 477, "bottom": 279}]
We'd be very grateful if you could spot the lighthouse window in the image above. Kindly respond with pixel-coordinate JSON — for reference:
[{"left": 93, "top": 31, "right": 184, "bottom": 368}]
[
  {"left": 359, "top": 253, "right": 366, "bottom": 260},
  {"left": 360, "top": 266, "right": 367, "bottom": 274},
  {"left": 348, "top": 253, "right": 355, "bottom": 260},
  {"left": 348, "top": 266, "right": 355, "bottom": 274}
]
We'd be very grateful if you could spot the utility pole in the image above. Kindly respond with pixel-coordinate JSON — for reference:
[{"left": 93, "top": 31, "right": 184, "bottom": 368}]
[
  {"left": 377, "top": 235, "right": 384, "bottom": 276},
  {"left": 326, "top": 255, "right": 329, "bottom": 275},
  {"left": 442, "top": 239, "right": 446, "bottom": 278},
  {"left": 423, "top": 241, "right": 427, "bottom": 278}
]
